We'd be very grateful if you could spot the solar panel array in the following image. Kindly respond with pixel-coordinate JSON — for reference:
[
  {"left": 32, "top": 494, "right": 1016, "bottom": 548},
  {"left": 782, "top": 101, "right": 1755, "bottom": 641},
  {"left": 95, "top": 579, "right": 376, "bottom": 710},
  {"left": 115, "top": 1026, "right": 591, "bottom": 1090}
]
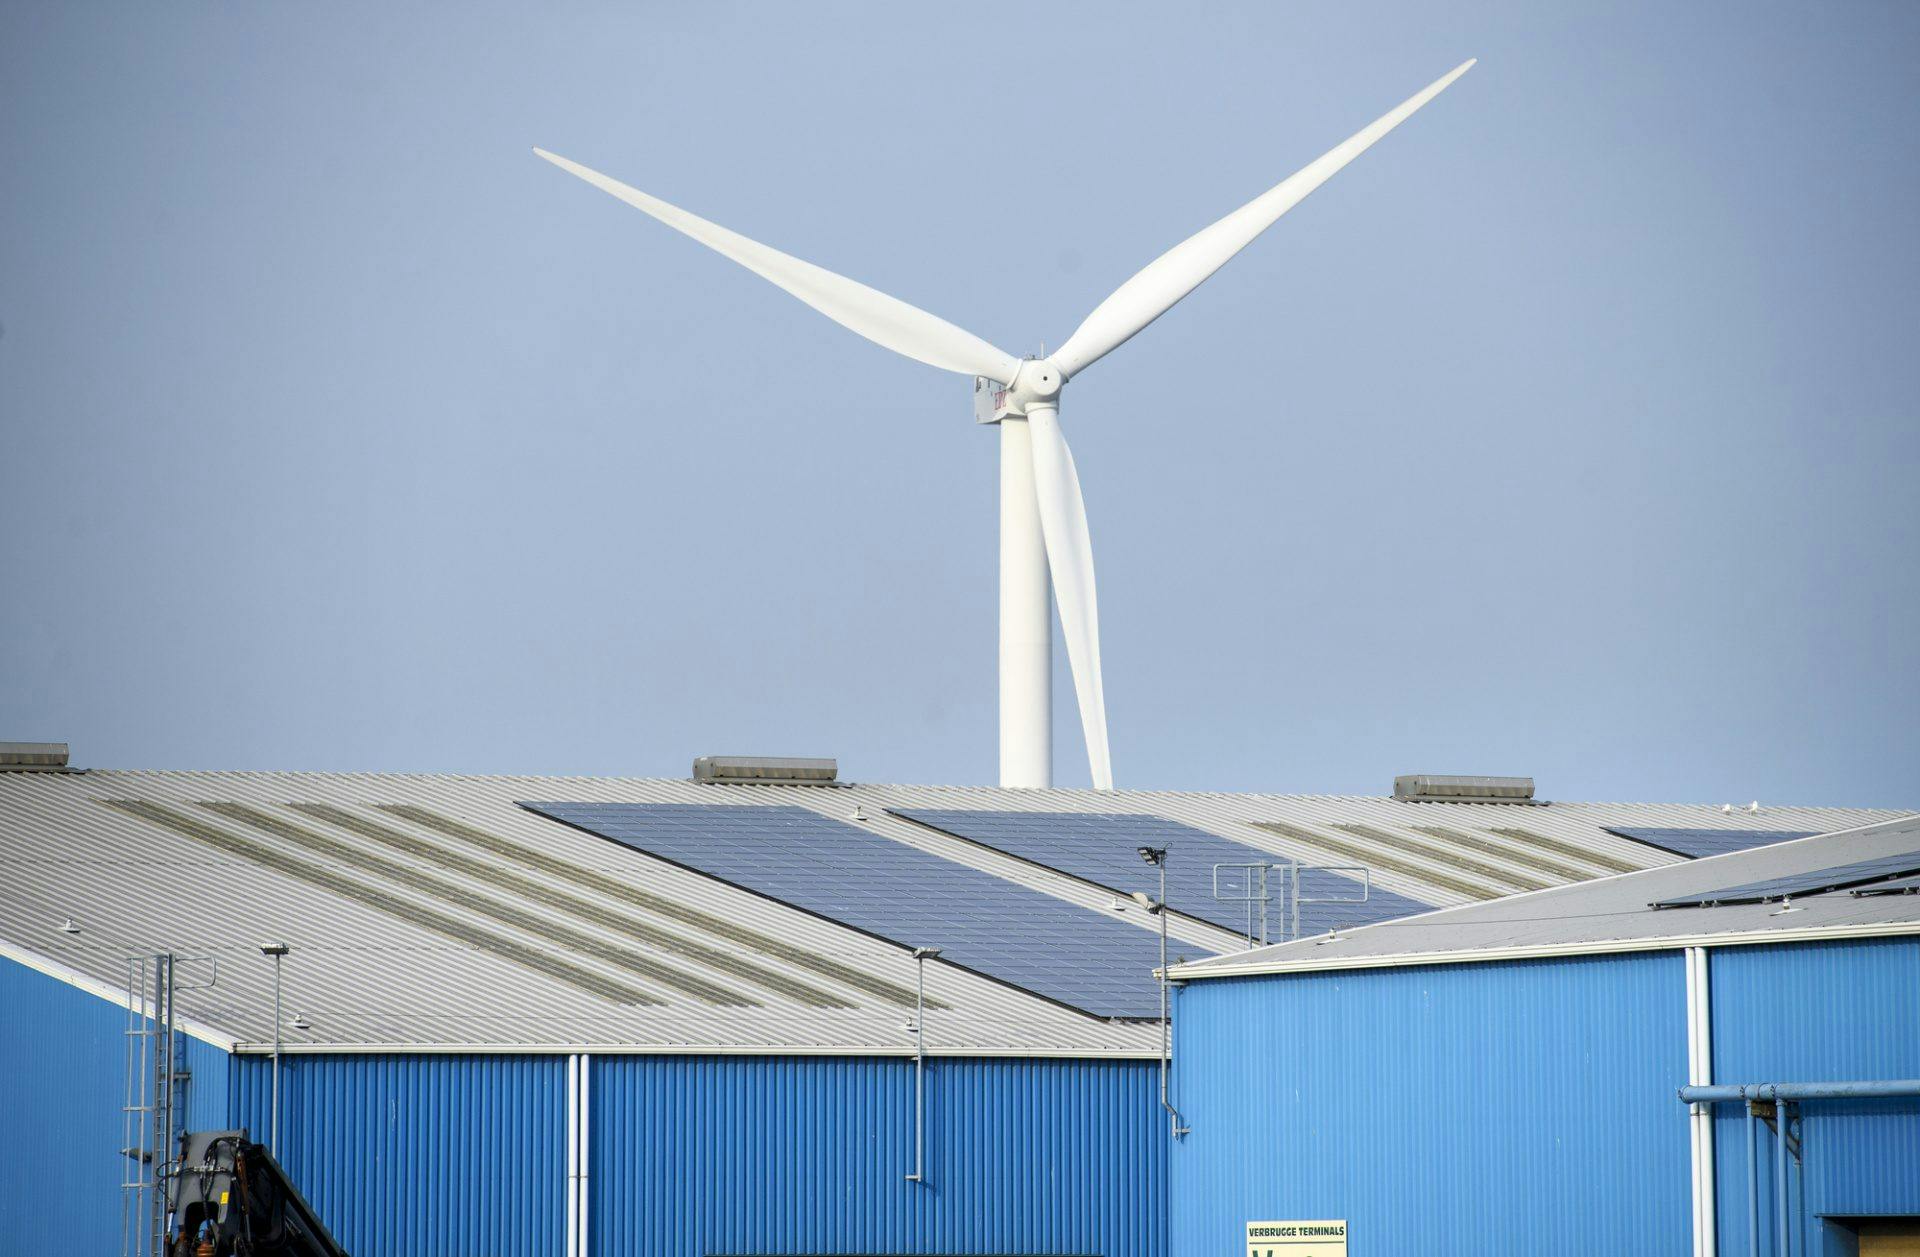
[
  {"left": 889, "top": 809, "right": 1432, "bottom": 940},
  {"left": 1604, "top": 827, "right": 1820, "bottom": 859},
  {"left": 521, "top": 802, "right": 1194, "bottom": 1019},
  {"left": 1653, "top": 849, "right": 1920, "bottom": 909}
]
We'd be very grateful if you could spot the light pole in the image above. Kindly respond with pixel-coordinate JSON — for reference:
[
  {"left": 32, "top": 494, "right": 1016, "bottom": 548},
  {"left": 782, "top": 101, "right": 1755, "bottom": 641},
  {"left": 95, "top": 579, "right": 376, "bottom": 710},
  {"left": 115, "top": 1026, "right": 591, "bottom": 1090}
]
[
  {"left": 259, "top": 943, "right": 289, "bottom": 1155},
  {"left": 1136, "top": 848, "right": 1188, "bottom": 1139},
  {"left": 906, "top": 946, "right": 940, "bottom": 1183}
]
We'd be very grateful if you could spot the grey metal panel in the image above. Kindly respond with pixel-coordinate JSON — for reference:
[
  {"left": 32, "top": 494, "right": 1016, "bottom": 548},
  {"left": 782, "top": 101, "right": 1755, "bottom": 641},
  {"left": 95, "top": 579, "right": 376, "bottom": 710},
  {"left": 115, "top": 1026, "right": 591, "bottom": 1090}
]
[
  {"left": 889, "top": 808, "right": 1430, "bottom": 939},
  {"left": 523, "top": 801, "right": 1197, "bottom": 1018},
  {"left": 1605, "top": 827, "right": 1820, "bottom": 859}
]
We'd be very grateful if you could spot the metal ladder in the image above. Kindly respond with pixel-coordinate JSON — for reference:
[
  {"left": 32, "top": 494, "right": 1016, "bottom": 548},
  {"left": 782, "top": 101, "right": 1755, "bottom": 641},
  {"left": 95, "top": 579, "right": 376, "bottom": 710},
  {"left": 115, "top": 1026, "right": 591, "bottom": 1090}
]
[{"left": 122, "top": 954, "right": 215, "bottom": 1257}]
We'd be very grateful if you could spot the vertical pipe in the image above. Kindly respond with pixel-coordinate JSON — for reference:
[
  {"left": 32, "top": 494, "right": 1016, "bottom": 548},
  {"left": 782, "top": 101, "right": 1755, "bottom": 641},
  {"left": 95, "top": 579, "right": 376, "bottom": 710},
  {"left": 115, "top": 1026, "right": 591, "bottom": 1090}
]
[
  {"left": 1685, "top": 948, "right": 1718, "bottom": 1257},
  {"left": 1158, "top": 856, "right": 1169, "bottom": 1124},
  {"left": 271, "top": 951, "right": 283, "bottom": 1156},
  {"left": 1746, "top": 1104, "right": 1758, "bottom": 1257},
  {"left": 913, "top": 954, "right": 926, "bottom": 1181},
  {"left": 566, "top": 1055, "right": 578, "bottom": 1257},
  {"left": 1155, "top": 859, "right": 1187, "bottom": 1138},
  {"left": 999, "top": 416, "right": 1052, "bottom": 788},
  {"left": 1774, "top": 1099, "right": 1788, "bottom": 1257}
]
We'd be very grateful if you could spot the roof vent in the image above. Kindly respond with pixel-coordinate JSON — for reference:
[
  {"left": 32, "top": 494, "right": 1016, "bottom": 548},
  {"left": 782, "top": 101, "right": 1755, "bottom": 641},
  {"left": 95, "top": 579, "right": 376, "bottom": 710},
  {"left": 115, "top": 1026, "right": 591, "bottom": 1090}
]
[
  {"left": 1394, "top": 774, "right": 1535, "bottom": 804},
  {"left": 692, "top": 755, "right": 839, "bottom": 786},
  {"left": 0, "top": 742, "right": 72, "bottom": 773}
]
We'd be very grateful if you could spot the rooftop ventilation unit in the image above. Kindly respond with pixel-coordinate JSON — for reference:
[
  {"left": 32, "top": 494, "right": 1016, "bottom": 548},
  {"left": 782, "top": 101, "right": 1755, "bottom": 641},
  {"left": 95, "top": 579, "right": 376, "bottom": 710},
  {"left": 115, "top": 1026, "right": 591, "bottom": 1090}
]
[
  {"left": 0, "top": 742, "right": 72, "bottom": 773},
  {"left": 1393, "top": 774, "right": 1535, "bottom": 804},
  {"left": 692, "top": 756, "right": 839, "bottom": 786}
]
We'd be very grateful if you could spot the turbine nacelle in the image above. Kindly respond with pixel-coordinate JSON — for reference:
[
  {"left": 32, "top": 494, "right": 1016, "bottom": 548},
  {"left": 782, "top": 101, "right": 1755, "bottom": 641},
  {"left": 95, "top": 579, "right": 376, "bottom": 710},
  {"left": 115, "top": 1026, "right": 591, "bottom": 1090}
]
[{"left": 974, "top": 358, "right": 1065, "bottom": 424}]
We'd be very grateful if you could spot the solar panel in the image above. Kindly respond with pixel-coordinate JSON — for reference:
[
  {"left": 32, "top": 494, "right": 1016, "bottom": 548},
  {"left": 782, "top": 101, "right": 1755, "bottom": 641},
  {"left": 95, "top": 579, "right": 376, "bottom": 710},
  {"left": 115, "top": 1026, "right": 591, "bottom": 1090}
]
[
  {"left": 1605, "top": 827, "right": 1820, "bottom": 859},
  {"left": 521, "top": 802, "right": 1194, "bottom": 1019},
  {"left": 1852, "top": 874, "right": 1920, "bottom": 898},
  {"left": 1653, "top": 850, "right": 1920, "bottom": 909},
  {"left": 889, "top": 810, "right": 1431, "bottom": 940}
]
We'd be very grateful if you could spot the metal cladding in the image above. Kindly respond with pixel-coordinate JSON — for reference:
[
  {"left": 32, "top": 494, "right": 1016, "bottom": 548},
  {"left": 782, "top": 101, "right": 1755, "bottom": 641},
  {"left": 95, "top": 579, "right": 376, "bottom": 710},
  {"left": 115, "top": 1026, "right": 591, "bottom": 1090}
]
[
  {"left": 1707, "top": 938, "right": 1920, "bottom": 1254},
  {"left": 588, "top": 1055, "right": 1165, "bottom": 1257},
  {"left": 1169, "top": 951, "right": 1694, "bottom": 1256},
  {"left": 230, "top": 1054, "right": 566, "bottom": 1257}
]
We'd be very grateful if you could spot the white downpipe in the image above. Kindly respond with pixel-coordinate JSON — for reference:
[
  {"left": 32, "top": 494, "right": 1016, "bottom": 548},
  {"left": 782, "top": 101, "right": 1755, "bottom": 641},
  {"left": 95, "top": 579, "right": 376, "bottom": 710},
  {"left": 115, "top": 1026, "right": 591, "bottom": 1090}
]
[
  {"left": 999, "top": 417, "right": 1051, "bottom": 788},
  {"left": 578, "top": 1054, "right": 592, "bottom": 1257},
  {"left": 566, "top": 1055, "right": 579, "bottom": 1257},
  {"left": 1686, "top": 947, "right": 1718, "bottom": 1257}
]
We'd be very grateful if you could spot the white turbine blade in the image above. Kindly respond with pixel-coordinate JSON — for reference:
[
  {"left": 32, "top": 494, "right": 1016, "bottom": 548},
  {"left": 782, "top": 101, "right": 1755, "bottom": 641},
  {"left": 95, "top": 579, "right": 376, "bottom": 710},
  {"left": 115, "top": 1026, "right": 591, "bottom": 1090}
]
[
  {"left": 535, "top": 148, "right": 1023, "bottom": 384},
  {"left": 1025, "top": 406, "right": 1113, "bottom": 791},
  {"left": 1051, "top": 59, "right": 1475, "bottom": 379}
]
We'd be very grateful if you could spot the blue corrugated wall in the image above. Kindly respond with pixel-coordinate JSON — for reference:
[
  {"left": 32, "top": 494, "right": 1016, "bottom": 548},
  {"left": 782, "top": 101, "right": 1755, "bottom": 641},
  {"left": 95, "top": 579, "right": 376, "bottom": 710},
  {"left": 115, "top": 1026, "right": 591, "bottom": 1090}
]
[
  {"left": 1168, "top": 952, "right": 1694, "bottom": 1257},
  {"left": 0, "top": 956, "right": 231, "bottom": 1251},
  {"left": 590, "top": 1054, "right": 1165, "bottom": 1257},
  {"left": 1, "top": 955, "right": 1167, "bottom": 1257},
  {"left": 229, "top": 1052, "right": 567, "bottom": 1257},
  {"left": 1708, "top": 937, "right": 1920, "bottom": 1256}
]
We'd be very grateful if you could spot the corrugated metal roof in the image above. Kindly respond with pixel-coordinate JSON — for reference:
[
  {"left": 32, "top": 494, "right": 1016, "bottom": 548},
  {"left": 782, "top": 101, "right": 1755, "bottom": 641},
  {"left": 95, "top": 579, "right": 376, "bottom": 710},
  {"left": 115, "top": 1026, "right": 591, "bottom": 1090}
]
[
  {"left": 1171, "top": 814, "right": 1920, "bottom": 979},
  {"left": 0, "top": 768, "right": 1900, "bottom": 1054}
]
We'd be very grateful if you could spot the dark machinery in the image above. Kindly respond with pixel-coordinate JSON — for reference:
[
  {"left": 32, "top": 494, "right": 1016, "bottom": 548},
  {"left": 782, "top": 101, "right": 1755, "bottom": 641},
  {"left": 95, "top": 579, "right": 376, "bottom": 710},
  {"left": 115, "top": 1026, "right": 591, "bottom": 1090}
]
[{"left": 167, "top": 1130, "right": 350, "bottom": 1257}]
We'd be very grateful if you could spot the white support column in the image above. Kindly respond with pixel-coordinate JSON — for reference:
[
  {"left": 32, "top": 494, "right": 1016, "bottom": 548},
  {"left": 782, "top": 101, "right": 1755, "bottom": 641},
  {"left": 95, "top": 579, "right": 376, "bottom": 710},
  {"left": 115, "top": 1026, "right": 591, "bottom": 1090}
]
[
  {"left": 999, "top": 416, "right": 1052, "bottom": 788},
  {"left": 1686, "top": 947, "right": 1718, "bottom": 1257}
]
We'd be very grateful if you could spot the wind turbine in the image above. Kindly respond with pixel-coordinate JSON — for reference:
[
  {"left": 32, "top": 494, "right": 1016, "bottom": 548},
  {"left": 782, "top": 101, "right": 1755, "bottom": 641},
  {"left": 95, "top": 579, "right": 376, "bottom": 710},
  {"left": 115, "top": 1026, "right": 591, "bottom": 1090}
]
[{"left": 537, "top": 59, "right": 1473, "bottom": 792}]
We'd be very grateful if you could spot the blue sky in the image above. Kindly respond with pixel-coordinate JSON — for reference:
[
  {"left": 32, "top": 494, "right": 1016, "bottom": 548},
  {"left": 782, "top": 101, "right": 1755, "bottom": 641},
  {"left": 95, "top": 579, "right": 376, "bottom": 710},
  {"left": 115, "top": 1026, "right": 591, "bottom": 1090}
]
[{"left": 2, "top": 2, "right": 1915, "bottom": 805}]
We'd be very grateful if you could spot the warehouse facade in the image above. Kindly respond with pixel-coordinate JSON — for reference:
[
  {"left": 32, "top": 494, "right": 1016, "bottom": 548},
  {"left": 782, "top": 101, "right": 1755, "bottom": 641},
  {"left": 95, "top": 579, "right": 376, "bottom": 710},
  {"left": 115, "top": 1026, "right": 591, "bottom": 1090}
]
[
  {"left": 1168, "top": 816, "right": 1920, "bottom": 1257},
  {"left": 0, "top": 757, "right": 1900, "bottom": 1254}
]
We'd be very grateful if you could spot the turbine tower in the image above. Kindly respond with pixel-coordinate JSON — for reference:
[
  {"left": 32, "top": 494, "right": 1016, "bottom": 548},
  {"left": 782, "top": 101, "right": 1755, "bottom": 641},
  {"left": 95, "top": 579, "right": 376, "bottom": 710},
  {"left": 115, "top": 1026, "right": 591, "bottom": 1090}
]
[{"left": 537, "top": 59, "right": 1473, "bottom": 791}]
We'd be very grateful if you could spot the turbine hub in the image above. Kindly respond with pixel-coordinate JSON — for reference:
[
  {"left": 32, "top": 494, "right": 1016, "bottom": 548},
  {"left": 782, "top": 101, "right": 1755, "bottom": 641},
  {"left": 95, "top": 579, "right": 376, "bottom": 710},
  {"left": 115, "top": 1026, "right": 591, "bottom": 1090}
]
[{"left": 1004, "top": 357, "right": 1064, "bottom": 412}]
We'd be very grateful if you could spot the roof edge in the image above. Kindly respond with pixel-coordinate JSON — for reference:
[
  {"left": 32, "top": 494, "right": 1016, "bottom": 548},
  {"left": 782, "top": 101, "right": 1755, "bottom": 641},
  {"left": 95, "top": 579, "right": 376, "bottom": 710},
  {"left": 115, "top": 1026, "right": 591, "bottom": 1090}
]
[
  {"left": 0, "top": 939, "right": 239, "bottom": 1051},
  {"left": 1168, "top": 918, "right": 1920, "bottom": 981},
  {"left": 224, "top": 1041, "right": 1165, "bottom": 1059}
]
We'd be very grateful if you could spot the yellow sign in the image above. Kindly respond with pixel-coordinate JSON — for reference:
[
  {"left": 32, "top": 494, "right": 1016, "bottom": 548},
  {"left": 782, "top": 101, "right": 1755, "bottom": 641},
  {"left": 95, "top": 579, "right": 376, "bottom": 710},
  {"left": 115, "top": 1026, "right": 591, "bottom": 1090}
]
[{"left": 1247, "top": 1220, "right": 1348, "bottom": 1257}]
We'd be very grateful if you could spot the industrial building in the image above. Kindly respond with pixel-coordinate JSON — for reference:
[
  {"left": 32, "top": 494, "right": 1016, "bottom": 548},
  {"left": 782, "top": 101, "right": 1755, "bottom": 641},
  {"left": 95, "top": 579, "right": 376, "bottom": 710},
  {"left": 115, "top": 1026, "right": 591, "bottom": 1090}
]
[
  {"left": 1169, "top": 815, "right": 1920, "bottom": 1257},
  {"left": 0, "top": 744, "right": 1906, "bottom": 1255}
]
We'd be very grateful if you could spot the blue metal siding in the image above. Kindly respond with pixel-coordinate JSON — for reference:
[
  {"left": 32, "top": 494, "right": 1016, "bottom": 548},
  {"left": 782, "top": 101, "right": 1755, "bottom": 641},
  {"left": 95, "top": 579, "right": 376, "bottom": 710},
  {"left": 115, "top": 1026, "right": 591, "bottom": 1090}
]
[
  {"left": 0, "top": 956, "right": 234, "bottom": 1248},
  {"left": 1709, "top": 938, "right": 1920, "bottom": 1254},
  {"left": 1169, "top": 953, "right": 1693, "bottom": 1257},
  {"left": 589, "top": 1054, "right": 1166, "bottom": 1257},
  {"left": 230, "top": 1053, "right": 566, "bottom": 1257}
]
